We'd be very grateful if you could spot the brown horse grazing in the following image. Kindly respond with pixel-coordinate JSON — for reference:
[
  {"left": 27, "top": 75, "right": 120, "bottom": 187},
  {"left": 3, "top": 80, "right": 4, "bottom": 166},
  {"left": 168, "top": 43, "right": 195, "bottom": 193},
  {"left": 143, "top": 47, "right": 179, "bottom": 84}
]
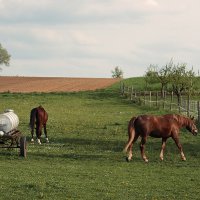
[
  {"left": 124, "top": 114, "right": 198, "bottom": 162},
  {"left": 29, "top": 106, "right": 49, "bottom": 144}
]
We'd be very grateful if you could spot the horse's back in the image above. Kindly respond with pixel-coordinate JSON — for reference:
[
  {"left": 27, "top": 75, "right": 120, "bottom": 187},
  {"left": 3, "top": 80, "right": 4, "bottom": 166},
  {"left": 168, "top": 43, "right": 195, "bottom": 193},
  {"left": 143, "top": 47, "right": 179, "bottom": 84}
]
[
  {"left": 134, "top": 114, "right": 177, "bottom": 138},
  {"left": 30, "top": 106, "right": 48, "bottom": 125},
  {"left": 37, "top": 106, "right": 48, "bottom": 124}
]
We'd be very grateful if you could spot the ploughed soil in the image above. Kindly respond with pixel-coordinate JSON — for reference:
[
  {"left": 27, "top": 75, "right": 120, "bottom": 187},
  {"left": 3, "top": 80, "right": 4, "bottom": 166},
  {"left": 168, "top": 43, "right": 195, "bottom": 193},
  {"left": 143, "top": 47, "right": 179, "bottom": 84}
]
[{"left": 0, "top": 76, "right": 120, "bottom": 93}]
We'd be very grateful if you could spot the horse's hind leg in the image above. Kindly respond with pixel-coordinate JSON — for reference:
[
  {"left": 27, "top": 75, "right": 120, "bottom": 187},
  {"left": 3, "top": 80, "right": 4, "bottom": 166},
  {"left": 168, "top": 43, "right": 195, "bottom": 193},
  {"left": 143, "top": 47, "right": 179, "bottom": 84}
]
[
  {"left": 31, "top": 128, "right": 34, "bottom": 143},
  {"left": 140, "top": 137, "right": 148, "bottom": 162},
  {"left": 126, "top": 133, "right": 139, "bottom": 162},
  {"left": 160, "top": 138, "right": 167, "bottom": 161},
  {"left": 36, "top": 125, "right": 42, "bottom": 145},
  {"left": 44, "top": 124, "right": 49, "bottom": 143},
  {"left": 126, "top": 143, "right": 133, "bottom": 162}
]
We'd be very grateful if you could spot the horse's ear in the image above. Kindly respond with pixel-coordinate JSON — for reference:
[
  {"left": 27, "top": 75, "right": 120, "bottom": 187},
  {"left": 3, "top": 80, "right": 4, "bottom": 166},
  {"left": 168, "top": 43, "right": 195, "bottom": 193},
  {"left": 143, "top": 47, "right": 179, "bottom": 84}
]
[{"left": 190, "top": 115, "right": 194, "bottom": 120}]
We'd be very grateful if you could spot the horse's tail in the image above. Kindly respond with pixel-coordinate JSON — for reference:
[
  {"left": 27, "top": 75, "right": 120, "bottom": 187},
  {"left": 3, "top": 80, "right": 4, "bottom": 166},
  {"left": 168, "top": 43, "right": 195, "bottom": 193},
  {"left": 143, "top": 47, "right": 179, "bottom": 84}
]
[
  {"left": 123, "top": 116, "right": 137, "bottom": 153},
  {"left": 29, "top": 108, "right": 37, "bottom": 130}
]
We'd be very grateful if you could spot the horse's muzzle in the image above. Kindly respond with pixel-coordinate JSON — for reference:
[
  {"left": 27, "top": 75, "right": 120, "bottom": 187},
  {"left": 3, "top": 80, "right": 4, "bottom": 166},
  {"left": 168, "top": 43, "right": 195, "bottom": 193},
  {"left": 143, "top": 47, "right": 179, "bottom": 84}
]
[{"left": 193, "top": 129, "right": 198, "bottom": 136}]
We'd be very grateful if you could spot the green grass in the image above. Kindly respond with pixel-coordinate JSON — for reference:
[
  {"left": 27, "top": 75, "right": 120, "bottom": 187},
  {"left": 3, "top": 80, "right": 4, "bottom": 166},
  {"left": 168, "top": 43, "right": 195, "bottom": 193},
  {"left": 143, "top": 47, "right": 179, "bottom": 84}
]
[{"left": 0, "top": 85, "right": 200, "bottom": 199}]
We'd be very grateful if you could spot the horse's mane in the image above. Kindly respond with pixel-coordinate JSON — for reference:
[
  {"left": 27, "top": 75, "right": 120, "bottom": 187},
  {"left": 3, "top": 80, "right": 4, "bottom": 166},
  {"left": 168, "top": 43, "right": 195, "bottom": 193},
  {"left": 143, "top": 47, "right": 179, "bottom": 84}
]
[{"left": 169, "top": 114, "right": 191, "bottom": 128}]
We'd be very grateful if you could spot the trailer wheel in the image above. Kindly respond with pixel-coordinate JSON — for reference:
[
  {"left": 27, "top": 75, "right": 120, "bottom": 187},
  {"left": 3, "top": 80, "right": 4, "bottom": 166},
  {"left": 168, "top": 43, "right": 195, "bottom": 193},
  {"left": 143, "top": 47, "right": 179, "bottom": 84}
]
[{"left": 20, "top": 136, "right": 27, "bottom": 158}]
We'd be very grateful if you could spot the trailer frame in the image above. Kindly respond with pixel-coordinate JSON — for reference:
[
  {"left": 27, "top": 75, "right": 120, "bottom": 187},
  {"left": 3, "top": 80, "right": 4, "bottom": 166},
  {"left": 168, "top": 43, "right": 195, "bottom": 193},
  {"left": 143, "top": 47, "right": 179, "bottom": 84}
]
[{"left": 0, "top": 129, "right": 27, "bottom": 158}]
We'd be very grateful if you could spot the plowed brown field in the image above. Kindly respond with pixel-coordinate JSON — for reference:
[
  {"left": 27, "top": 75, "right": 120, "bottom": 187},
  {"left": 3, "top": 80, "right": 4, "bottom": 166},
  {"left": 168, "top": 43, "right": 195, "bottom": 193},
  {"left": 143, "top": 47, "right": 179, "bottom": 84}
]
[{"left": 0, "top": 76, "right": 120, "bottom": 93}]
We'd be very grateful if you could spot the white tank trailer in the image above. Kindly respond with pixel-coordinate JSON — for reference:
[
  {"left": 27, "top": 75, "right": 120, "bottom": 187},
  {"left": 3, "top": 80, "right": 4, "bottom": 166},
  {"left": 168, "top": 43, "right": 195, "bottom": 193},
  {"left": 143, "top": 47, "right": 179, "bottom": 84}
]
[
  {"left": 0, "top": 109, "right": 19, "bottom": 137},
  {"left": 0, "top": 109, "right": 26, "bottom": 158}
]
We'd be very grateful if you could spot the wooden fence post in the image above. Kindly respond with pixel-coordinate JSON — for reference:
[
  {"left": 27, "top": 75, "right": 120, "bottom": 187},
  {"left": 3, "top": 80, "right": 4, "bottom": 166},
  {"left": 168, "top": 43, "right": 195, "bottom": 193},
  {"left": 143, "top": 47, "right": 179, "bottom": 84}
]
[
  {"left": 163, "top": 91, "right": 166, "bottom": 109},
  {"left": 178, "top": 96, "right": 182, "bottom": 113},
  {"left": 127, "top": 87, "right": 129, "bottom": 98},
  {"left": 130, "top": 86, "right": 133, "bottom": 100},
  {"left": 187, "top": 94, "right": 190, "bottom": 117},
  {"left": 156, "top": 92, "right": 158, "bottom": 107},
  {"left": 170, "top": 91, "right": 173, "bottom": 111},
  {"left": 122, "top": 83, "right": 125, "bottom": 96},
  {"left": 198, "top": 101, "right": 200, "bottom": 123},
  {"left": 149, "top": 91, "right": 151, "bottom": 107}
]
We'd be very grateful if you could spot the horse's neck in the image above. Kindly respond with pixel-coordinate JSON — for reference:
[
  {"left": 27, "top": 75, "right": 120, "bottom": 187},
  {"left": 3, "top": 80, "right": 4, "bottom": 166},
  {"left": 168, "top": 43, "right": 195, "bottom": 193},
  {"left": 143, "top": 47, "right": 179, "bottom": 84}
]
[{"left": 177, "top": 115, "right": 188, "bottom": 128}]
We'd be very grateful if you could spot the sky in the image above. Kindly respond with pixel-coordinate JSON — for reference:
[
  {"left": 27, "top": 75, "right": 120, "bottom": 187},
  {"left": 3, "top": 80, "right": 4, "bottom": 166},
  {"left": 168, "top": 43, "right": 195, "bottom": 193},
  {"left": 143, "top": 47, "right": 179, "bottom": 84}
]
[{"left": 0, "top": 0, "right": 200, "bottom": 78}]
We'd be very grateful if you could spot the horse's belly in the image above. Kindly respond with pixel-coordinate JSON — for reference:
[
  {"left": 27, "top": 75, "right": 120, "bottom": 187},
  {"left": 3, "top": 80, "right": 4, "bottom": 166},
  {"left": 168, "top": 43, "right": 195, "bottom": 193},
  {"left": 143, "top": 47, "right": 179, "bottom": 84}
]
[{"left": 149, "top": 131, "right": 163, "bottom": 138}]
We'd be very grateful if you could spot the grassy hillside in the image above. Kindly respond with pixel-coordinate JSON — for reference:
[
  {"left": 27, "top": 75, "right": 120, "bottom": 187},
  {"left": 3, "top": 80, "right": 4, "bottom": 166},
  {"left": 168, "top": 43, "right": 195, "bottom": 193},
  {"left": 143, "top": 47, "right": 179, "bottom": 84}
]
[
  {"left": 119, "top": 76, "right": 200, "bottom": 92},
  {"left": 0, "top": 82, "right": 199, "bottom": 199}
]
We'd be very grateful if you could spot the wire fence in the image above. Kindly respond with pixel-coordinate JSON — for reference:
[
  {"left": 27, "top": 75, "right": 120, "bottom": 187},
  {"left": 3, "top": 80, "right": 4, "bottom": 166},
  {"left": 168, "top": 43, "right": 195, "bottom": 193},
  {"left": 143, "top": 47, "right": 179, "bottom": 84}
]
[{"left": 120, "top": 82, "right": 200, "bottom": 123}]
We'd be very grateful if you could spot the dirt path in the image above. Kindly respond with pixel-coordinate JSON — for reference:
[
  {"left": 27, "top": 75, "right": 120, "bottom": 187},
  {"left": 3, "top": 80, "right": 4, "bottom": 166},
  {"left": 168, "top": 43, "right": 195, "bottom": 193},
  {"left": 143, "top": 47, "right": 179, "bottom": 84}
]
[{"left": 0, "top": 76, "right": 120, "bottom": 93}]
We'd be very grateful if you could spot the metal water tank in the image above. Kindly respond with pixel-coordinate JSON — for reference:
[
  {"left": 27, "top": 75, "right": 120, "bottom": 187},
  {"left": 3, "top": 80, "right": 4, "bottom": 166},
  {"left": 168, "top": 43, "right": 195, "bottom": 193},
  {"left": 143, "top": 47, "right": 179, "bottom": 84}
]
[{"left": 0, "top": 109, "right": 19, "bottom": 136}]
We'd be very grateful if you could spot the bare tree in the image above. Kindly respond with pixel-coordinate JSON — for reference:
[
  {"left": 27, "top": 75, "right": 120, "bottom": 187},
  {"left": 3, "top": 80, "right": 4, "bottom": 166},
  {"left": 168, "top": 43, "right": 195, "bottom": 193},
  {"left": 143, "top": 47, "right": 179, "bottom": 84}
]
[
  {"left": 144, "top": 59, "right": 196, "bottom": 104},
  {"left": 171, "top": 63, "right": 195, "bottom": 106},
  {"left": 144, "top": 60, "right": 172, "bottom": 97}
]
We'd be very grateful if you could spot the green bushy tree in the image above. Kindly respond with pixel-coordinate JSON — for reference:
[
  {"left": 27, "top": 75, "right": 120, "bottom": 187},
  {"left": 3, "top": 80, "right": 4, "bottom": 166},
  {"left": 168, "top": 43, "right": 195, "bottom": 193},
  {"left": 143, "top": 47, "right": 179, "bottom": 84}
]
[
  {"left": 0, "top": 43, "right": 11, "bottom": 71},
  {"left": 111, "top": 66, "right": 123, "bottom": 78}
]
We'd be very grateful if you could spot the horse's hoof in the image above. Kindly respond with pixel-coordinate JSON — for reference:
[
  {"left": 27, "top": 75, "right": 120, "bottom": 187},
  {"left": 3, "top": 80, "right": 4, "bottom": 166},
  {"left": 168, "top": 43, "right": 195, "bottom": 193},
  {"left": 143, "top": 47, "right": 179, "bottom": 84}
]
[
  {"left": 126, "top": 157, "right": 131, "bottom": 162},
  {"left": 144, "top": 158, "right": 149, "bottom": 163},
  {"left": 182, "top": 157, "right": 186, "bottom": 161},
  {"left": 160, "top": 157, "right": 164, "bottom": 161},
  {"left": 37, "top": 139, "right": 42, "bottom": 145},
  {"left": 31, "top": 139, "right": 34, "bottom": 143}
]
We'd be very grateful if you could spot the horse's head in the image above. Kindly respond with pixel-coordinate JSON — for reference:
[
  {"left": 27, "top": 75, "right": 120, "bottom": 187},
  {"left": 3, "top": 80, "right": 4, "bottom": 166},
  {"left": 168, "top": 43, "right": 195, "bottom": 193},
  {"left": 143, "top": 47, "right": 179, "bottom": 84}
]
[{"left": 186, "top": 116, "right": 198, "bottom": 136}]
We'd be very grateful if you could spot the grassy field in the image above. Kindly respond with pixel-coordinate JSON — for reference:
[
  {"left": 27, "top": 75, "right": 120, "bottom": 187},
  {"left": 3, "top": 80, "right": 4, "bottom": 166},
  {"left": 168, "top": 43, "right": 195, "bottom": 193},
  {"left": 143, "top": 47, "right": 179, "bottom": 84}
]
[{"left": 0, "top": 82, "right": 200, "bottom": 199}]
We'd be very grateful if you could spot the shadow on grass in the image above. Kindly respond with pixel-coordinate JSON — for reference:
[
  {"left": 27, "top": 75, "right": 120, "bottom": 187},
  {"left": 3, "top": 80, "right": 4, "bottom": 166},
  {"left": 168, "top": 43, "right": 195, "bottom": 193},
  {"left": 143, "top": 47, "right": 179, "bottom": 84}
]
[
  {"left": 1, "top": 135, "right": 199, "bottom": 162},
  {"left": 37, "top": 136, "right": 125, "bottom": 153},
  {"left": 26, "top": 151, "right": 127, "bottom": 163},
  {"left": 21, "top": 135, "right": 200, "bottom": 163},
  {"left": 26, "top": 134, "right": 200, "bottom": 154}
]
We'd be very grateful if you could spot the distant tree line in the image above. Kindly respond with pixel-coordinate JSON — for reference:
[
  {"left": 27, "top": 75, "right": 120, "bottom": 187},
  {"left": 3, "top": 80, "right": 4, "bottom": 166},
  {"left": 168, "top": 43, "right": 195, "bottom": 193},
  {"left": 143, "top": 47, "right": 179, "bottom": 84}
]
[{"left": 144, "top": 59, "right": 196, "bottom": 106}]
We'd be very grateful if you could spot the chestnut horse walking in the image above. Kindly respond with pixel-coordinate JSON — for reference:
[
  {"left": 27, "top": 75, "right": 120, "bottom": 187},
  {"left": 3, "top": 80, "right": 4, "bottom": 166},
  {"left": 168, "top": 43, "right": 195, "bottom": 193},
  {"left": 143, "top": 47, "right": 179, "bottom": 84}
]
[
  {"left": 29, "top": 106, "right": 49, "bottom": 144},
  {"left": 124, "top": 114, "right": 198, "bottom": 162}
]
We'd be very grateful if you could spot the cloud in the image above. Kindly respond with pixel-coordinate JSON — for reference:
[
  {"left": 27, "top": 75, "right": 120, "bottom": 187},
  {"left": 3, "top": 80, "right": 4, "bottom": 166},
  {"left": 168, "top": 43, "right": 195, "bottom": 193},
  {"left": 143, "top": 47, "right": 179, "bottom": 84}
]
[
  {"left": 145, "top": 0, "right": 158, "bottom": 7},
  {"left": 0, "top": 0, "right": 200, "bottom": 78},
  {"left": 70, "top": 30, "right": 98, "bottom": 46},
  {"left": 0, "top": 0, "right": 161, "bottom": 25}
]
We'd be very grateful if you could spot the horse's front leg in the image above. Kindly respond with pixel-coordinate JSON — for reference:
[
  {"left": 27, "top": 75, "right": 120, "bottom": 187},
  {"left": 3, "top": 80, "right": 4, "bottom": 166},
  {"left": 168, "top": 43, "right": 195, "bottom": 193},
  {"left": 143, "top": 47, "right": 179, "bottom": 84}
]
[
  {"left": 172, "top": 136, "right": 186, "bottom": 161},
  {"left": 140, "top": 137, "right": 148, "bottom": 162},
  {"left": 160, "top": 138, "right": 167, "bottom": 161}
]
